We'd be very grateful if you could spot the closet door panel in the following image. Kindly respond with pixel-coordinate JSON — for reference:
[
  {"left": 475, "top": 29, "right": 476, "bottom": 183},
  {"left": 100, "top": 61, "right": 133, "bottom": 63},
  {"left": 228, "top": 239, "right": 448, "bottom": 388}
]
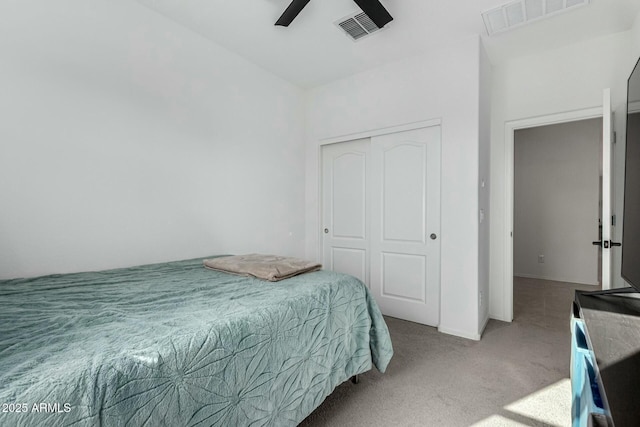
[
  {"left": 371, "top": 126, "right": 441, "bottom": 326},
  {"left": 321, "top": 126, "right": 441, "bottom": 327},
  {"left": 321, "top": 139, "right": 370, "bottom": 287},
  {"left": 382, "top": 144, "right": 426, "bottom": 243}
]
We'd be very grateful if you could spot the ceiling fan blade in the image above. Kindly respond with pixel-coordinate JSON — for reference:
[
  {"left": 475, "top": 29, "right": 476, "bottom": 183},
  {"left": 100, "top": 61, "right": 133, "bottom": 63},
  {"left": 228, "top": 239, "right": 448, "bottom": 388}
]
[
  {"left": 352, "top": 0, "right": 393, "bottom": 28},
  {"left": 275, "top": 0, "right": 312, "bottom": 27}
]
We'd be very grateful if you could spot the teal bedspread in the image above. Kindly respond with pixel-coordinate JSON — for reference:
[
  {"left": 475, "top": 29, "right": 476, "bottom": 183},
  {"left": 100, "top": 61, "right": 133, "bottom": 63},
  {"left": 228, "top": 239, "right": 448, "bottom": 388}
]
[{"left": 0, "top": 258, "right": 393, "bottom": 426}]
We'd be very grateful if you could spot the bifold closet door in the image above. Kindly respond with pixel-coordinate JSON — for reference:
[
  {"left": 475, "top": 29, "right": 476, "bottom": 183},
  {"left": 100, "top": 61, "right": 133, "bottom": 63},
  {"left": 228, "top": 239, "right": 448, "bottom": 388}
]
[
  {"left": 321, "top": 126, "right": 441, "bottom": 326},
  {"left": 321, "top": 139, "right": 370, "bottom": 285},
  {"left": 370, "top": 126, "right": 441, "bottom": 326}
]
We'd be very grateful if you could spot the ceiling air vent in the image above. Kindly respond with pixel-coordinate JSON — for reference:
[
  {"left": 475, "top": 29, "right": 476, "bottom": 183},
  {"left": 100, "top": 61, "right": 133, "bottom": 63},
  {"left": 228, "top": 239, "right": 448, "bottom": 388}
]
[
  {"left": 335, "top": 12, "right": 383, "bottom": 41},
  {"left": 482, "top": 0, "right": 590, "bottom": 36}
]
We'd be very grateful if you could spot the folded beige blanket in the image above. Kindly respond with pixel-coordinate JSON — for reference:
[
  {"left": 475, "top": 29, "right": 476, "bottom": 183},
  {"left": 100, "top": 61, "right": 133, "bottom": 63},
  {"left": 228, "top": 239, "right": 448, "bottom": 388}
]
[{"left": 203, "top": 254, "right": 322, "bottom": 282}]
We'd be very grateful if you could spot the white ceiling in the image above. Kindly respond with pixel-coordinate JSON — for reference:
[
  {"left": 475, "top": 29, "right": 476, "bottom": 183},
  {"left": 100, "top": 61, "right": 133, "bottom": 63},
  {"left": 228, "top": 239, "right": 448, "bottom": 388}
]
[{"left": 136, "top": 0, "right": 640, "bottom": 88}]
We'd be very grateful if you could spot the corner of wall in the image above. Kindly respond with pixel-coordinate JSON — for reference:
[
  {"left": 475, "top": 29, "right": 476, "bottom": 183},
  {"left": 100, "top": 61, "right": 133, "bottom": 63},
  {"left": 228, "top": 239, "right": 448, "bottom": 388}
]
[{"left": 478, "top": 36, "right": 493, "bottom": 334}]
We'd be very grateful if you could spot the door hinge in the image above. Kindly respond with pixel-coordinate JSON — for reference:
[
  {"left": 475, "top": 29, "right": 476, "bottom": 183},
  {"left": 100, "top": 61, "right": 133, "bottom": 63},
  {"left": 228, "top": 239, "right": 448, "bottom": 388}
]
[
  {"left": 613, "top": 131, "right": 617, "bottom": 144},
  {"left": 612, "top": 214, "right": 616, "bottom": 226}
]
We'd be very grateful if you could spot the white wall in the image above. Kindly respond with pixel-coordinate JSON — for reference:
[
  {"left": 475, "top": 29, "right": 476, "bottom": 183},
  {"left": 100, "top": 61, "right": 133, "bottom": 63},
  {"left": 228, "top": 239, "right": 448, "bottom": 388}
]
[
  {"left": 478, "top": 42, "right": 492, "bottom": 334},
  {"left": 513, "top": 119, "right": 601, "bottom": 285},
  {"left": 305, "top": 36, "right": 483, "bottom": 340},
  {"left": 0, "top": 0, "right": 306, "bottom": 279},
  {"left": 490, "top": 31, "right": 635, "bottom": 320},
  {"left": 633, "top": 12, "right": 640, "bottom": 57}
]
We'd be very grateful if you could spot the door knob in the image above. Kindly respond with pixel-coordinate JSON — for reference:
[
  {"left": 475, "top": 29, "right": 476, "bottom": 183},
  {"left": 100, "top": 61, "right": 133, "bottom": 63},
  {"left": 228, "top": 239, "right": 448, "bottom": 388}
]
[
  {"left": 430, "top": 233, "right": 437, "bottom": 240},
  {"left": 592, "top": 240, "right": 622, "bottom": 248}
]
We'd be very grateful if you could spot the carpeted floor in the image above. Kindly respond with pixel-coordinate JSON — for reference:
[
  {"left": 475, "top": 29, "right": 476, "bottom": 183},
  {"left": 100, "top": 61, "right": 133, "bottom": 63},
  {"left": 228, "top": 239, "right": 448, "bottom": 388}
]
[{"left": 300, "top": 277, "right": 597, "bottom": 427}]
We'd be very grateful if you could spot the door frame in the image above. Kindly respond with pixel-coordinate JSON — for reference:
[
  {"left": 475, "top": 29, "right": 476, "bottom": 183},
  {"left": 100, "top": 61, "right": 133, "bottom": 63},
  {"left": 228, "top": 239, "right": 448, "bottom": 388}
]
[
  {"left": 317, "top": 118, "right": 441, "bottom": 259},
  {"left": 503, "top": 107, "right": 603, "bottom": 322}
]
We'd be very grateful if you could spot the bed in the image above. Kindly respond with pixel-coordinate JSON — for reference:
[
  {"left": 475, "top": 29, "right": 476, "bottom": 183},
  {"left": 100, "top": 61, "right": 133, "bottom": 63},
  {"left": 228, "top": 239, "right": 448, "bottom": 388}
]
[{"left": 0, "top": 257, "right": 393, "bottom": 426}]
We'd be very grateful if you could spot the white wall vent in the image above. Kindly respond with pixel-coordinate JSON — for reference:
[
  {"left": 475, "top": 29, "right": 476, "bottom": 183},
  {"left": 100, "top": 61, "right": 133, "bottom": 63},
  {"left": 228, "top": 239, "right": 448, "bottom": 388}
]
[
  {"left": 335, "top": 12, "right": 383, "bottom": 41},
  {"left": 482, "top": 0, "right": 590, "bottom": 36}
]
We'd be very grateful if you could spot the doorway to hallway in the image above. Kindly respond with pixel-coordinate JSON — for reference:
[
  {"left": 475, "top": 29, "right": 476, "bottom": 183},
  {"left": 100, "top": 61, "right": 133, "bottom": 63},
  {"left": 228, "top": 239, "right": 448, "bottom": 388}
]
[{"left": 513, "top": 118, "right": 602, "bottom": 289}]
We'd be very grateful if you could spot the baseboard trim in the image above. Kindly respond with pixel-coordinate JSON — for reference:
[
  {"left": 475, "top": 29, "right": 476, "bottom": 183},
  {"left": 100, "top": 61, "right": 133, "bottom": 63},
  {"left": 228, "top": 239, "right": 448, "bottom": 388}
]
[
  {"left": 490, "top": 313, "right": 512, "bottom": 322},
  {"left": 438, "top": 326, "right": 481, "bottom": 341},
  {"left": 514, "top": 273, "right": 598, "bottom": 286}
]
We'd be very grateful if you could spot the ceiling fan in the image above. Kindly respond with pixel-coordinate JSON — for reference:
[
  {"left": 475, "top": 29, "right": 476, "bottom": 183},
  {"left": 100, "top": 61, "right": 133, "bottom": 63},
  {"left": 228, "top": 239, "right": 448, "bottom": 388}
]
[{"left": 275, "top": 0, "right": 393, "bottom": 28}]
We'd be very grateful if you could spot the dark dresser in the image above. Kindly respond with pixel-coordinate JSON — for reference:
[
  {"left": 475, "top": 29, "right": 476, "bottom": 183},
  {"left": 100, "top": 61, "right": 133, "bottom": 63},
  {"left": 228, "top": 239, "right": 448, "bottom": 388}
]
[{"left": 572, "top": 290, "right": 640, "bottom": 426}]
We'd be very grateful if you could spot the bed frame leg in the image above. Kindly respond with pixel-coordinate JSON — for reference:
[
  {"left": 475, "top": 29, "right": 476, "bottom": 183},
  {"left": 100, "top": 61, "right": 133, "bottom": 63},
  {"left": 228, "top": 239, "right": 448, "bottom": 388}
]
[{"left": 351, "top": 374, "right": 360, "bottom": 384}]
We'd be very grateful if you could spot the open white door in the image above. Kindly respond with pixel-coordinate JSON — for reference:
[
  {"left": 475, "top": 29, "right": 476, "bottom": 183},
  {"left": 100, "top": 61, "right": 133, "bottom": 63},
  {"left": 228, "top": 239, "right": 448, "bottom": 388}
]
[{"left": 600, "top": 88, "right": 615, "bottom": 290}]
